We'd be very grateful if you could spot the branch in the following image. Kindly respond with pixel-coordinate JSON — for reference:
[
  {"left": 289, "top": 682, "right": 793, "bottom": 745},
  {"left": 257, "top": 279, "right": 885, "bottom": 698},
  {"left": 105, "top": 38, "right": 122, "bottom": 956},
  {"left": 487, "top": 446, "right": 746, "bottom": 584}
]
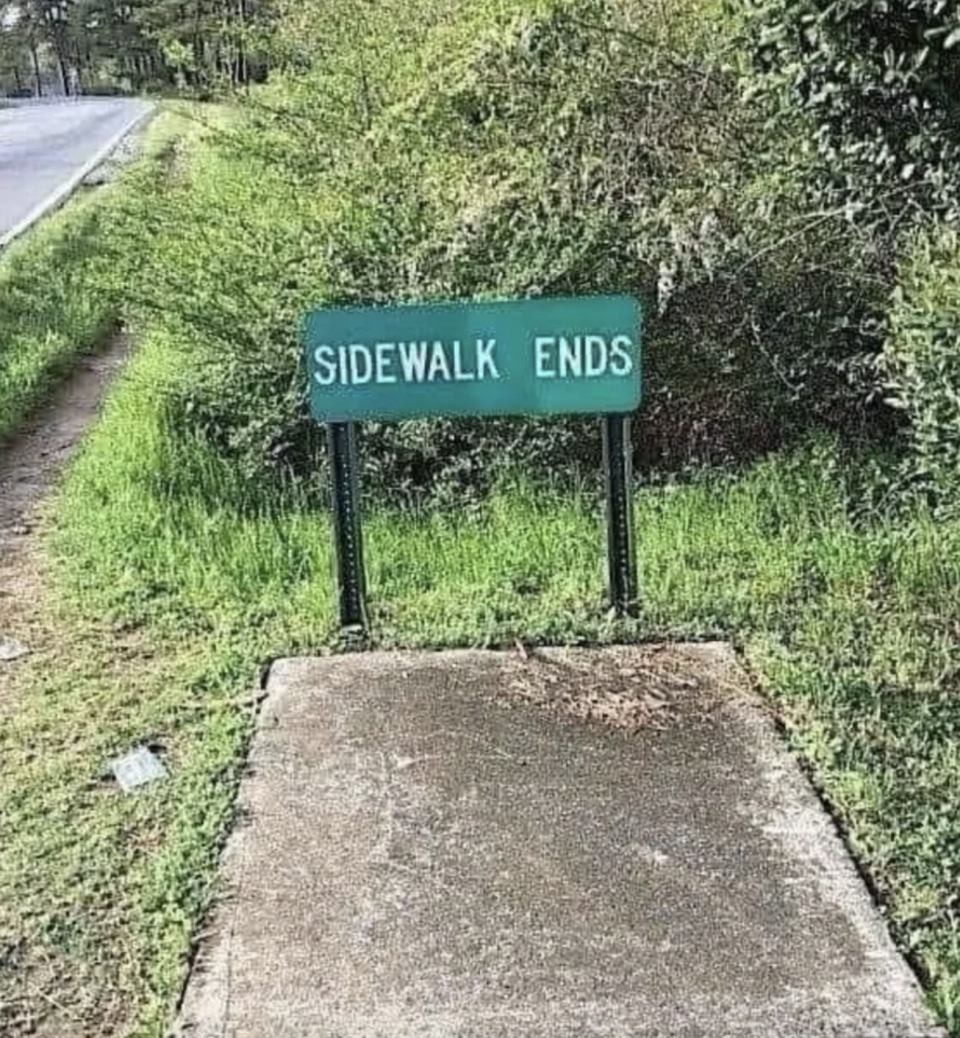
[
  {"left": 562, "top": 16, "right": 727, "bottom": 81},
  {"left": 731, "top": 178, "right": 934, "bottom": 277}
]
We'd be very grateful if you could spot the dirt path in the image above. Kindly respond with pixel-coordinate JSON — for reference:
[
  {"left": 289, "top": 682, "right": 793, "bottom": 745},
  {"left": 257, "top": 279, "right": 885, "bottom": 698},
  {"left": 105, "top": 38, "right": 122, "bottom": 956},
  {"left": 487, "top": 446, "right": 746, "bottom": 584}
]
[
  {"left": 0, "top": 333, "right": 163, "bottom": 1038},
  {"left": 0, "top": 336, "right": 130, "bottom": 710}
]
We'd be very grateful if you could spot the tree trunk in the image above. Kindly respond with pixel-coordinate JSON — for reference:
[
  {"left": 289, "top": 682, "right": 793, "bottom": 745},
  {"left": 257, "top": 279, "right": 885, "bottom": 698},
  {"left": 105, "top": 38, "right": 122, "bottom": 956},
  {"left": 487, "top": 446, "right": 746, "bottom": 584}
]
[
  {"left": 193, "top": 0, "right": 204, "bottom": 86},
  {"left": 237, "top": 0, "right": 247, "bottom": 85},
  {"left": 74, "top": 45, "right": 85, "bottom": 94},
  {"left": 56, "top": 52, "right": 67, "bottom": 95},
  {"left": 30, "top": 40, "right": 42, "bottom": 96},
  {"left": 48, "top": 25, "right": 68, "bottom": 94}
]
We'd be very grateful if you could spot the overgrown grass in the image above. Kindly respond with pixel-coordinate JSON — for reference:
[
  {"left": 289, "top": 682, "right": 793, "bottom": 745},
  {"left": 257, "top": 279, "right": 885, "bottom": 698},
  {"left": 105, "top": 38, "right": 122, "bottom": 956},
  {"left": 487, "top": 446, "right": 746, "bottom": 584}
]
[
  {"left": 0, "top": 314, "right": 955, "bottom": 1034},
  {"left": 0, "top": 108, "right": 179, "bottom": 442},
  {"left": 2, "top": 25, "right": 960, "bottom": 1038},
  {"left": 0, "top": 191, "right": 119, "bottom": 440}
]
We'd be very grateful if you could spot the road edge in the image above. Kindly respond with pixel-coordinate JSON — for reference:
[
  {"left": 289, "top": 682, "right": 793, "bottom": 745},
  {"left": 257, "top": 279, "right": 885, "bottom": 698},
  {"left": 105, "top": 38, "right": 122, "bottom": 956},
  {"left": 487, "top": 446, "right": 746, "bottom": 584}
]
[{"left": 0, "top": 101, "right": 155, "bottom": 250}]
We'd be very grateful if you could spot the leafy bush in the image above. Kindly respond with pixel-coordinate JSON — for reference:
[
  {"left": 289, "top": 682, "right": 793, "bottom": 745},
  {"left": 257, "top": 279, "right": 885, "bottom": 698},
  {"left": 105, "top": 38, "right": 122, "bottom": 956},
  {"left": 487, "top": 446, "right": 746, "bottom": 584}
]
[
  {"left": 882, "top": 224, "right": 960, "bottom": 506},
  {"left": 741, "top": 0, "right": 960, "bottom": 222},
  {"left": 127, "top": 0, "right": 897, "bottom": 502},
  {"left": 737, "top": 0, "right": 960, "bottom": 505},
  {"left": 391, "top": 0, "right": 892, "bottom": 466}
]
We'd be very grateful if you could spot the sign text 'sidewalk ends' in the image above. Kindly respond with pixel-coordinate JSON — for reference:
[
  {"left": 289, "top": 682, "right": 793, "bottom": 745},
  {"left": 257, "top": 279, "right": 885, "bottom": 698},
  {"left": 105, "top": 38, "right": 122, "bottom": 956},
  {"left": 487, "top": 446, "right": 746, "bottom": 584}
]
[{"left": 304, "top": 295, "right": 642, "bottom": 422}]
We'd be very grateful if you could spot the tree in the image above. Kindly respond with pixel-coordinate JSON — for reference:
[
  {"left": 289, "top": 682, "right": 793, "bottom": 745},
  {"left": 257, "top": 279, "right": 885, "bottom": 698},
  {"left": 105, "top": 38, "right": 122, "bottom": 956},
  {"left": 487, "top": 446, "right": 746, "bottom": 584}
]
[
  {"left": 0, "top": 0, "right": 271, "bottom": 96},
  {"left": 134, "top": 0, "right": 268, "bottom": 88},
  {"left": 743, "top": 0, "right": 960, "bottom": 223},
  {"left": 0, "top": 1, "right": 48, "bottom": 96}
]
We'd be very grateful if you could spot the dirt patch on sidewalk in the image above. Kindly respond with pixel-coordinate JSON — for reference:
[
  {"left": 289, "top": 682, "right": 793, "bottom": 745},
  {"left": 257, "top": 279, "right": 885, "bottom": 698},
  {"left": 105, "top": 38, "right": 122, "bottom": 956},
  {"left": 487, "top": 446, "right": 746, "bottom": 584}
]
[
  {"left": 173, "top": 650, "right": 944, "bottom": 1038},
  {"left": 498, "top": 642, "right": 753, "bottom": 730}
]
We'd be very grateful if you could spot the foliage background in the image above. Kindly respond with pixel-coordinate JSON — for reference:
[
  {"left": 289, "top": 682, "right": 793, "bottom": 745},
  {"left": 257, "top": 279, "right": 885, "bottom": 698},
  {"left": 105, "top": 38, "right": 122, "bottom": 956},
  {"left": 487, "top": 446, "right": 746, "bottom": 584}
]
[
  {"left": 8, "top": 3, "right": 960, "bottom": 1036},
  {"left": 110, "top": 0, "right": 943, "bottom": 508}
]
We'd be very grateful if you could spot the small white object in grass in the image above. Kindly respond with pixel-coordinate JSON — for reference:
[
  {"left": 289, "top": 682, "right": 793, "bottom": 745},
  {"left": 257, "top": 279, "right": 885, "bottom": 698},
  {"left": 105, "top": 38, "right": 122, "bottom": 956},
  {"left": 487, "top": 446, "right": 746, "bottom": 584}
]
[
  {"left": 0, "top": 637, "right": 29, "bottom": 662},
  {"left": 111, "top": 745, "right": 167, "bottom": 793}
]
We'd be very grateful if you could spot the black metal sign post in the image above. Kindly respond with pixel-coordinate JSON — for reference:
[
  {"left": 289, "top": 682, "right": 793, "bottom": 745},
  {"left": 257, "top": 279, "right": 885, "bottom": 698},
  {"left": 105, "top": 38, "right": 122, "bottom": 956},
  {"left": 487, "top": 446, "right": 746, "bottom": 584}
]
[
  {"left": 602, "top": 414, "right": 639, "bottom": 617},
  {"left": 327, "top": 415, "right": 638, "bottom": 632},
  {"left": 308, "top": 297, "right": 643, "bottom": 631},
  {"left": 327, "top": 421, "right": 367, "bottom": 631}
]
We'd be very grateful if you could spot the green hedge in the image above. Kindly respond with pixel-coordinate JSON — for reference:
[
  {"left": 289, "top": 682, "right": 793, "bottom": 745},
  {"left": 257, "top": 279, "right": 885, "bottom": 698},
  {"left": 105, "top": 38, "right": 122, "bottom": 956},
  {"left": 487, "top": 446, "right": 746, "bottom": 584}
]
[
  {"left": 883, "top": 225, "right": 960, "bottom": 508},
  {"left": 120, "top": 0, "right": 894, "bottom": 502},
  {"left": 740, "top": 0, "right": 960, "bottom": 221}
]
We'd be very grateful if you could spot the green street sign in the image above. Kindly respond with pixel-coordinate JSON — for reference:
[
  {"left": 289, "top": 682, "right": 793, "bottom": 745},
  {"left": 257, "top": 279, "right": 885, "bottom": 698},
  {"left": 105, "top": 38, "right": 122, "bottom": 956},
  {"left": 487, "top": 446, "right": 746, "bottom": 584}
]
[{"left": 304, "top": 294, "right": 642, "bottom": 422}]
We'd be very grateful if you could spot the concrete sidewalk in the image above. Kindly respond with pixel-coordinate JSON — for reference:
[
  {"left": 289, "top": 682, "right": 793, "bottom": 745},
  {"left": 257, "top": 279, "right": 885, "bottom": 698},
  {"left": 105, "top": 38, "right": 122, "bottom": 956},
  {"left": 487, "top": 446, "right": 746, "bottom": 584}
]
[{"left": 175, "top": 645, "right": 944, "bottom": 1038}]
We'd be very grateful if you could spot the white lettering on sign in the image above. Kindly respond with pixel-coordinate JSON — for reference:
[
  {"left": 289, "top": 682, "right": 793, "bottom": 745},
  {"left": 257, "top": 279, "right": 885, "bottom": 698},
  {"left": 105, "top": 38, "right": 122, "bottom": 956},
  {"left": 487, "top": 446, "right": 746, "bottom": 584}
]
[
  {"left": 609, "top": 335, "right": 633, "bottom": 376},
  {"left": 313, "top": 335, "right": 632, "bottom": 388},
  {"left": 532, "top": 334, "right": 635, "bottom": 379},
  {"left": 585, "top": 335, "right": 606, "bottom": 376},
  {"left": 398, "top": 341, "right": 428, "bottom": 382},
  {"left": 561, "top": 336, "right": 583, "bottom": 377},
  {"left": 476, "top": 339, "right": 499, "bottom": 380},
  {"left": 535, "top": 337, "right": 555, "bottom": 379},
  {"left": 427, "top": 341, "right": 452, "bottom": 381},
  {"left": 453, "top": 341, "right": 474, "bottom": 381},
  {"left": 313, "top": 345, "right": 338, "bottom": 385},
  {"left": 375, "top": 343, "right": 397, "bottom": 383},
  {"left": 349, "top": 343, "right": 372, "bottom": 384},
  {"left": 313, "top": 339, "right": 502, "bottom": 387}
]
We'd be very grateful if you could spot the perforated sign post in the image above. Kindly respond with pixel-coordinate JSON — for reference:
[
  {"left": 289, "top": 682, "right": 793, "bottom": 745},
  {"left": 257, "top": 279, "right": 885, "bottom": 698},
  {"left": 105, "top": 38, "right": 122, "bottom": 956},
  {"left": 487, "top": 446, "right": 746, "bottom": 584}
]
[{"left": 304, "top": 294, "right": 642, "bottom": 631}]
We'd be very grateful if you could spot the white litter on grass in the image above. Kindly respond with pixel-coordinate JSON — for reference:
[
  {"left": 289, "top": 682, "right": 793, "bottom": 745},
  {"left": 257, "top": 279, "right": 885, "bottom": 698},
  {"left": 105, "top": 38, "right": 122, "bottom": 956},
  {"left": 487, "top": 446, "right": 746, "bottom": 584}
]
[
  {"left": 0, "top": 637, "right": 29, "bottom": 662},
  {"left": 111, "top": 745, "right": 167, "bottom": 793}
]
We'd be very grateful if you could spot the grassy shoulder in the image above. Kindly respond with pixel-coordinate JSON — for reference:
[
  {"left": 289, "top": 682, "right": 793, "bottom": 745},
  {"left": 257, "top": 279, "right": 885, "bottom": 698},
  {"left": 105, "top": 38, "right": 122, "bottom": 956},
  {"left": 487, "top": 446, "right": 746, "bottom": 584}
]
[
  {"left": 0, "top": 108, "right": 178, "bottom": 443},
  {"left": 3, "top": 72, "right": 960, "bottom": 1038},
  {"left": 0, "top": 307, "right": 956, "bottom": 1034}
]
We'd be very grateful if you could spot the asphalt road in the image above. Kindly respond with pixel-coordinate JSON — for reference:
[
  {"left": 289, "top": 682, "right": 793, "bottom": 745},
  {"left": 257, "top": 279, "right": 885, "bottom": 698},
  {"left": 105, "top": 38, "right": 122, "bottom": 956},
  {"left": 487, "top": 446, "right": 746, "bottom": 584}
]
[{"left": 0, "top": 98, "right": 150, "bottom": 243}]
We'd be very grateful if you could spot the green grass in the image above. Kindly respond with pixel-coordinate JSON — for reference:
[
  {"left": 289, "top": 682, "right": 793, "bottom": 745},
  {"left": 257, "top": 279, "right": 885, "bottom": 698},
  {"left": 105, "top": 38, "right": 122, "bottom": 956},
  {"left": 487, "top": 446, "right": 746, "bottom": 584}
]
[
  {"left": 0, "top": 108, "right": 182, "bottom": 443},
  {"left": 0, "top": 191, "right": 119, "bottom": 440},
  {"left": 3, "top": 95, "right": 960, "bottom": 1038},
  {"left": 1, "top": 315, "right": 956, "bottom": 1034}
]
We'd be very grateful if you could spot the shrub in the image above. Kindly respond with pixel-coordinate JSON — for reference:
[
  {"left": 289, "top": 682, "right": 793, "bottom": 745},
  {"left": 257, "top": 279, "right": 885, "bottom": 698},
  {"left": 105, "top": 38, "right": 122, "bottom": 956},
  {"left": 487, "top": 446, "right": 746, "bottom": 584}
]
[
  {"left": 882, "top": 224, "right": 960, "bottom": 506},
  {"left": 741, "top": 0, "right": 960, "bottom": 222},
  {"left": 126, "top": 0, "right": 897, "bottom": 503}
]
